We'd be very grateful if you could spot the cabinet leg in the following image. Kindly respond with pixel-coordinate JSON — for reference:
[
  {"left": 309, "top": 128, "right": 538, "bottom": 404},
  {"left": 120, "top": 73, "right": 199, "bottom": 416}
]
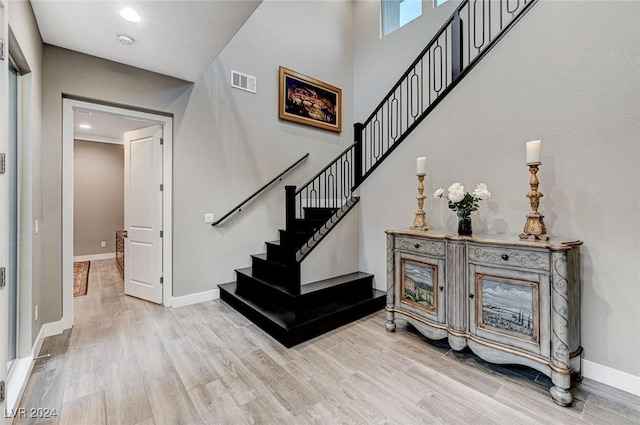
[
  {"left": 385, "top": 310, "right": 396, "bottom": 332},
  {"left": 549, "top": 385, "right": 572, "bottom": 407}
]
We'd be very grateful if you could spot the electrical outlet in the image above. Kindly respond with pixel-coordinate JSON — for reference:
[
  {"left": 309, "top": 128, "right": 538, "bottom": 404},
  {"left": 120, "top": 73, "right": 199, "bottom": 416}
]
[
  {"left": 204, "top": 213, "right": 215, "bottom": 223},
  {"left": 101, "top": 241, "right": 106, "bottom": 247},
  {"left": 34, "top": 305, "right": 38, "bottom": 322}
]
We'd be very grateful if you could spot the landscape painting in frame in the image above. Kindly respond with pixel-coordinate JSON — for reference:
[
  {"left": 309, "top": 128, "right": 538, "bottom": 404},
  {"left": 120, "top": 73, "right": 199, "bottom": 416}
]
[
  {"left": 401, "top": 260, "right": 437, "bottom": 315},
  {"left": 476, "top": 274, "right": 539, "bottom": 344},
  {"left": 278, "top": 66, "right": 342, "bottom": 133}
]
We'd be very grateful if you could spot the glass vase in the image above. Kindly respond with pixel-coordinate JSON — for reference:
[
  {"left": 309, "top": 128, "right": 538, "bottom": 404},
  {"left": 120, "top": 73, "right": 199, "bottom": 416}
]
[{"left": 458, "top": 215, "right": 472, "bottom": 236}]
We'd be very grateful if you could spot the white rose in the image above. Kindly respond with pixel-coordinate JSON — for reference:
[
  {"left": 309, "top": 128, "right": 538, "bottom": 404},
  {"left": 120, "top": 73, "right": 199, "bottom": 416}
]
[
  {"left": 449, "top": 188, "right": 464, "bottom": 203},
  {"left": 473, "top": 183, "right": 491, "bottom": 200},
  {"left": 433, "top": 188, "right": 444, "bottom": 199},
  {"left": 448, "top": 182, "right": 463, "bottom": 193}
]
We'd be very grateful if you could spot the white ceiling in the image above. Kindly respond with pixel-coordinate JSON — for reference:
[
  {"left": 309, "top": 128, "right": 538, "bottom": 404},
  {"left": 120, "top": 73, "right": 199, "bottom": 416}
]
[
  {"left": 74, "top": 108, "right": 159, "bottom": 144},
  {"left": 30, "top": 0, "right": 262, "bottom": 82}
]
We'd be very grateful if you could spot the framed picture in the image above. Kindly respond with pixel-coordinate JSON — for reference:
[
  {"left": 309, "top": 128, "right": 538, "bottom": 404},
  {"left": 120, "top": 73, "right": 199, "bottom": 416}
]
[
  {"left": 401, "top": 259, "right": 437, "bottom": 315},
  {"left": 278, "top": 66, "right": 342, "bottom": 133},
  {"left": 475, "top": 274, "right": 539, "bottom": 344}
]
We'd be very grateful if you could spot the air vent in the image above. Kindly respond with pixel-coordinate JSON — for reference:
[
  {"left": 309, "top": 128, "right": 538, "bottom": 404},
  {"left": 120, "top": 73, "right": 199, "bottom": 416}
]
[{"left": 231, "top": 70, "right": 256, "bottom": 93}]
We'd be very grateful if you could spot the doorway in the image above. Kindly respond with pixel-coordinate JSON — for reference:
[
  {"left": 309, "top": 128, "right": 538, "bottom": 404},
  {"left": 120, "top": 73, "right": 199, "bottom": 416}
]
[{"left": 62, "top": 98, "right": 174, "bottom": 330}]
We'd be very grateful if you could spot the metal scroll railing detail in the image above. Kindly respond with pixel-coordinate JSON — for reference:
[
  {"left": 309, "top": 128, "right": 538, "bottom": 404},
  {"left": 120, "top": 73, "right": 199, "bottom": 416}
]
[
  {"left": 212, "top": 153, "right": 309, "bottom": 226},
  {"left": 286, "top": 0, "right": 538, "bottom": 254},
  {"left": 358, "top": 0, "right": 538, "bottom": 182}
]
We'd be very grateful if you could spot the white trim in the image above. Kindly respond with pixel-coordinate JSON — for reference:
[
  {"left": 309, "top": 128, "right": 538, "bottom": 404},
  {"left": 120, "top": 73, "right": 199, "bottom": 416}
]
[
  {"left": 73, "top": 252, "right": 116, "bottom": 262},
  {"left": 172, "top": 289, "right": 220, "bottom": 308},
  {"left": 62, "top": 98, "right": 173, "bottom": 329},
  {"left": 5, "top": 319, "right": 63, "bottom": 412},
  {"left": 75, "top": 133, "right": 122, "bottom": 145},
  {"left": 582, "top": 359, "right": 640, "bottom": 397}
]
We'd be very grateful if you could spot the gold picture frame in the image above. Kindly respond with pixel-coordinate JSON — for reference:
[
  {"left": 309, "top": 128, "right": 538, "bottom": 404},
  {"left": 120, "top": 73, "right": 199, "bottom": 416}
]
[
  {"left": 401, "top": 259, "right": 437, "bottom": 315},
  {"left": 278, "top": 66, "right": 342, "bottom": 133},
  {"left": 475, "top": 274, "right": 540, "bottom": 344}
]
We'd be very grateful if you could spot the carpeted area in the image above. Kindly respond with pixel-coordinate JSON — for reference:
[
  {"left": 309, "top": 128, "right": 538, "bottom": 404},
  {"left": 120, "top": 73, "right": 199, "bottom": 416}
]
[{"left": 73, "top": 261, "right": 90, "bottom": 297}]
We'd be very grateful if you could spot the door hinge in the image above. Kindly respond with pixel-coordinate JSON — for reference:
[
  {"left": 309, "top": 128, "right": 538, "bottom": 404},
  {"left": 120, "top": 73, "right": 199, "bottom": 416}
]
[
  {"left": 0, "top": 380, "right": 5, "bottom": 403},
  {"left": 0, "top": 267, "right": 6, "bottom": 288},
  {"left": 160, "top": 184, "right": 163, "bottom": 191},
  {"left": 0, "top": 153, "right": 6, "bottom": 174},
  {"left": 0, "top": 39, "right": 5, "bottom": 61},
  {"left": 160, "top": 137, "right": 164, "bottom": 145},
  {"left": 160, "top": 276, "right": 164, "bottom": 285},
  {"left": 160, "top": 230, "right": 163, "bottom": 238}
]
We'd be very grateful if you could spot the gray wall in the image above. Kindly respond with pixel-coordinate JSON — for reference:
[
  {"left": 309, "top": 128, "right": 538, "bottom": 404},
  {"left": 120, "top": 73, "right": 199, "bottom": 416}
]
[
  {"left": 174, "top": 0, "right": 356, "bottom": 295},
  {"left": 42, "top": 46, "right": 192, "bottom": 322},
  {"left": 41, "top": 0, "right": 356, "bottom": 326},
  {"left": 73, "top": 140, "right": 124, "bottom": 256},
  {"left": 8, "top": 0, "right": 44, "bottom": 347},
  {"left": 353, "top": 0, "right": 640, "bottom": 377}
]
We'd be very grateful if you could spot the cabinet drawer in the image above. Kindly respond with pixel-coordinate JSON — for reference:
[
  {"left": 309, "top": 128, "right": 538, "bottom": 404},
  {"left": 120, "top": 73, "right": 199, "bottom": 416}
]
[
  {"left": 395, "top": 236, "right": 445, "bottom": 257},
  {"left": 468, "top": 244, "right": 550, "bottom": 272}
]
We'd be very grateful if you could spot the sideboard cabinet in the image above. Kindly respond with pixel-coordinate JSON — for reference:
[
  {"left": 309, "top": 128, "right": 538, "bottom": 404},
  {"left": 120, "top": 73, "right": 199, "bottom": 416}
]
[{"left": 386, "top": 230, "right": 582, "bottom": 406}]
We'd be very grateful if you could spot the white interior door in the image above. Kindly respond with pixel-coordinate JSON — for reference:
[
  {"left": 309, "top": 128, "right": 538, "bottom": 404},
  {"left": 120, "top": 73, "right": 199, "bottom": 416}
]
[{"left": 124, "top": 125, "right": 163, "bottom": 304}]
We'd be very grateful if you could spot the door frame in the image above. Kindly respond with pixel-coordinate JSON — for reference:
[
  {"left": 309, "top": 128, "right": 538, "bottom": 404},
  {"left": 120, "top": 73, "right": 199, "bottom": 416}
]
[{"left": 62, "top": 98, "right": 174, "bottom": 330}]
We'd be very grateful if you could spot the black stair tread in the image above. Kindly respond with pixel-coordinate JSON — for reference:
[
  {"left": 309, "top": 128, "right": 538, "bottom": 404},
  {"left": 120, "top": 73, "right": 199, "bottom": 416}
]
[
  {"left": 251, "top": 253, "right": 286, "bottom": 268},
  {"left": 300, "top": 272, "right": 373, "bottom": 296},
  {"left": 219, "top": 281, "right": 385, "bottom": 346}
]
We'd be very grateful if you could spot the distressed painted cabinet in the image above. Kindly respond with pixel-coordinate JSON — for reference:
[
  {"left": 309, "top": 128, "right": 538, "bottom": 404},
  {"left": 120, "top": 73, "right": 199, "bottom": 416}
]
[{"left": 385, "top": 230, "right": 583, "bottom": 406}]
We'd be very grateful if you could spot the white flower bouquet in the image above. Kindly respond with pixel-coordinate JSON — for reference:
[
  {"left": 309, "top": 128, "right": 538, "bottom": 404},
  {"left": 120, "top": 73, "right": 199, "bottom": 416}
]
[{"left": 433, "top": 183, "right": 491, "bottom": 217}]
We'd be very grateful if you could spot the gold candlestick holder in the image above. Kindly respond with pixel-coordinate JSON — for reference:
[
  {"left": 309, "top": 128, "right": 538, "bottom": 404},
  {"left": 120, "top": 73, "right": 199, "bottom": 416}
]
[
  {"left": 410, "top": 174, "right": 428, "bottom": 231},
  {"left": 519, "top": 163, "right": 549, "bottom": 241}
]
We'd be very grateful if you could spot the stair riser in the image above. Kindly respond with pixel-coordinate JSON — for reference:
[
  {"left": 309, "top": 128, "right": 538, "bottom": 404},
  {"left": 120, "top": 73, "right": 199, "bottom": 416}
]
[
  {"left": 303, "top": 207, "right": 337, "bottom": 221},
  {"left": 236, "top": 272, "right": 299, "bottom": 306},
  {"left": 300, "top": 278, "right": 374, "bottom": 307},
  {"left": 251, "top": 257, "right": 300, "bottom": 287},
  {"left": 294, "top": 218, "right": 324, "bottom": 233},
  {"left": 266, "top": 243, "right": 296, "bottom": 264},
  {"left": 278, "top": 229, "right": 314, "bottom": 248}
]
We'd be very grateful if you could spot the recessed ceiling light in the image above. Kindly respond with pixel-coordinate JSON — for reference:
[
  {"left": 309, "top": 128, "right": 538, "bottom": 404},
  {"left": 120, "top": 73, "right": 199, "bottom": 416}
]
[
  {"left": 119, "top": 7, "right": 141, "bottom": 23},
  {"left": 78, "top": 124, "right": 92, "bottom": 129},
  {"left": 117, "top": 34, "right": 135, "bottom": 45}
]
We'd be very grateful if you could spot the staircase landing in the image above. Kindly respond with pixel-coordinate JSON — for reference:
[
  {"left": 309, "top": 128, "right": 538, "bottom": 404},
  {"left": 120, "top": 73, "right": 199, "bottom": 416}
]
[{"left": 219, "top": 274, "right": 385, "bottom": 347}]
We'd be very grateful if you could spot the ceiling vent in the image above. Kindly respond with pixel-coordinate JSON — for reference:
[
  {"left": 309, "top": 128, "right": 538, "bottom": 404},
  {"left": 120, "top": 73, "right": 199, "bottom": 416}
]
[{"left": 231, "top": 70, "right": 256, "bottom": 93}]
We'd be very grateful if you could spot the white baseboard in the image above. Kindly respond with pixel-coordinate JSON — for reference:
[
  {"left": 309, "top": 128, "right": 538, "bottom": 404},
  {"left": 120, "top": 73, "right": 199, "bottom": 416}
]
[
  {"left": 583, "top": 360, "right": 640, "bottom": 396},
  {"left": 73, "top": 252, "right": 116, "bottom": 262},
  {"left": 172, "top": 288, "right": 220, "bottom": 308},
  {"left": 41, "top": 320, "right": 65, "bottom": 338},
  {"left": 5, "top": 319, "right": 64, "bottom": 412}
]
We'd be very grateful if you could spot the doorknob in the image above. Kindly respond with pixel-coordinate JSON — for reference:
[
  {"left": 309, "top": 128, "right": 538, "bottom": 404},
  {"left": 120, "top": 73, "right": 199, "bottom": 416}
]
[{"left": 122, "top": 230, "right": 128, "bottom": 238}]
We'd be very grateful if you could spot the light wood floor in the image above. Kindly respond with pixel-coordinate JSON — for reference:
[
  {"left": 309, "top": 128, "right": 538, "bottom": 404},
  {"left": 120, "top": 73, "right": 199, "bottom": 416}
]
[{"left": 14, "top": 259, "right": 640, "bottom": 425}]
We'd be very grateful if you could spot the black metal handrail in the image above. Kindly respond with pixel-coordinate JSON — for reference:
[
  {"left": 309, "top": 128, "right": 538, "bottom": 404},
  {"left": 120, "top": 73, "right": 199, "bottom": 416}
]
[
  {"left": 285, "top": 0, "right": 538, "bottom": 238},
  {"left": 356, "top": 0, "right": 538, "bottom": 184},
  {"left": 212, "top": 153, "right": 309, "bottom": 226}
]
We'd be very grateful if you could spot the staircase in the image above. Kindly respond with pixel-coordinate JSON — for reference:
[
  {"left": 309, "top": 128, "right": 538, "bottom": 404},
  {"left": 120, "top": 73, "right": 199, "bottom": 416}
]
[{"left": 219, "top": 0, "right": 539, "bottom": 347}]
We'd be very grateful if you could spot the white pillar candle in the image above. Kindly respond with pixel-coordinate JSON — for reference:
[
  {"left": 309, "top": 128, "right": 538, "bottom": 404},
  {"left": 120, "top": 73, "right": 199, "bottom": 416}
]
[
  {"left": 416, "top": 157, "right": 426, "bottom": 175},
  {"left": 526, "top": 140, "right": 541, "bottom": 164}
]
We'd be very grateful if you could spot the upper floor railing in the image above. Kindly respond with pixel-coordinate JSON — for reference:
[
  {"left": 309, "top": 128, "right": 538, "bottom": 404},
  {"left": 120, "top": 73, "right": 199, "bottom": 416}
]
[{"left": 286, "top": 0, "right": 538, "bottom": 237}]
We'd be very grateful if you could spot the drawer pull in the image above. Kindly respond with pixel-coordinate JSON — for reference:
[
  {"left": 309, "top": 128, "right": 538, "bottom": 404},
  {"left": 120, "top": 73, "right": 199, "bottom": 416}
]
[
  {"left": 414, "top": 243, "right": 420, "bottom": 249},
  {"left": 469, "top": 294, "right": 474, "bottom": 299},
  {"left": 502, "top": 254, "right": 509, "bottom": 261},
  {"left": 439, "top": 286, "right": 444, "bottom": 292}
]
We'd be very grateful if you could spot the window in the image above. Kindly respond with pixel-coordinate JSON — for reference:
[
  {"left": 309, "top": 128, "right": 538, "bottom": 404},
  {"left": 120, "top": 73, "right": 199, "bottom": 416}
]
[
  {"left": 434, "top": 0, "right": 450, "bottom": 7},
  {"left": 381, "top": 0, "right": 422, "bottom": 37}
]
